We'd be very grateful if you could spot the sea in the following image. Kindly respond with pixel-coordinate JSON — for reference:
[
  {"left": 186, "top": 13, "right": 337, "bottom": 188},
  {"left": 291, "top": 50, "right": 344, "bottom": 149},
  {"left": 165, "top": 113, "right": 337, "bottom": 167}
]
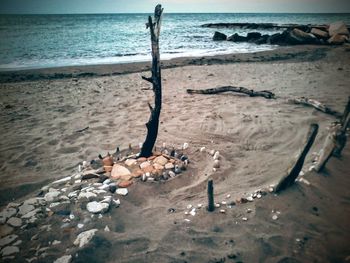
[{"left": 0, "top": 13, "right": 350, "bottom": 71}]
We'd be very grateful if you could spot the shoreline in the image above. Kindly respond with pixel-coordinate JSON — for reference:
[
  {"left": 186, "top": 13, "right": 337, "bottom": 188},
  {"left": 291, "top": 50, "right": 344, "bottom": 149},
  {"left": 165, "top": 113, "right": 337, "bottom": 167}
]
[{"left": 0, "top": 45, "right": 335, "bottom": 83}]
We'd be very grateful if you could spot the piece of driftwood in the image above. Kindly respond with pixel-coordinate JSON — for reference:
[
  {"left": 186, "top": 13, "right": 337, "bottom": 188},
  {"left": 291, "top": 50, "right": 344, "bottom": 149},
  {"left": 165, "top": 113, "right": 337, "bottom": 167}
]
[
  {"left": 207, "top": 180, "right": 215, "bottom": 212},
  {"left": 315, "top": 97, "right": 350, "bottom": 171},
  {"left": 76, "top": 126, "right": 89, "bottom": 133},
  {"left": 187, "top": 86, "right": 275, "bottom": 99},
  {"left": 275, "top": 123, "right": 319, "bottom": 193},
  {"left": 139, "top": 5, "right": 164, "bottom": 157},
  {"left": 288, "top": 97, "right": 342, "bottom": 118}
]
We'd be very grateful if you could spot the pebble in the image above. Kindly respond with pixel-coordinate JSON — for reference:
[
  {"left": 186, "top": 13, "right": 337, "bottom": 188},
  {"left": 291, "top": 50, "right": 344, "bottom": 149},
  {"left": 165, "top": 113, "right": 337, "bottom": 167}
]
[
  {"left": 73, "top": 229, "right": 98, "bottom": 248},
  {"left": 213, "top": 160, "right": 220, "bottom": 169},
  {"left": 77, "top": 224, "right": 84, "bottom": 229},
  {"left": 6, "top": 217, "right": 22, "bottom": 228},
  {"left": 78, "top": 192, "right": 97, "bottom": 200},
  {"left": 212, "top": 168, "right": 217, "bottom": 172},
  {"left": 1, "top": 246, "right": 19, "bottom": 256},
  {"left": 184, "top": 219, "right": 191, "bottom": 222},
  {"left": 247, "top": 196, "right": 254, "bottom": 202},
  {"left": 165, "top": 163, "right": 174, "bottom": 169},
  {"left": 213, "top": 151, "right": 220, "bottom": 160},
  {"left": 21, "top": 208, "right": 41, "bottom": 219},
  {"left": 219, "top": 209, "right": 226, "bottom": 213},
  {"left": 189, "top": 209, "right": 196, "bottom": 216},
  {"left": 104, "top": 226, "right": 110, "bottom": 232},
  {"left": 268, "top": 187, "right": 274, "bottom": 193},
  {"left": 299, "top": 171, "right": 305, "bottom": 176},
  {"left": 103, "top": 179, "right": 111, "bottom": 185},
  {"left": 214, "top": 203, "right": 221, "bottom": 208},
  {"left": 209, "top": 149, "right": 215, "bottom": 156},
  {"left": 109, "top": 185, "right": 117, "bottom": 193},
  {"left": 257, "top": 194, "right": 262, "bottom": 199},
  {"left": 44, "top": 191, "right": 61, "bottom": 202},
  {"left": 183, "top": 142, "right": 189, "bottom": 150},
  {"left": 52, "top": 240, "right": 61, "bottom": 245},
  {"left": 154, "top": 156, "right": 168, "bottom": 166},
  {"left": 197, "top": 204, "right": 203, "bottom": 208},
  {"left": 0, "top": 208, "right": 17, "bottom": 224},
  {"left": 12, "top": 240, "right": 22, "bottom": 246},
  {"left": 272, "top": 214, "right": 278, "bottom": 220},
  {"left": 125, "top": 159, "right": 137, "bottom": 166},
  {"left": 200, "top": 147, "right": 206, "bottom": 152},
  {"left": 309, "top": 165, "right": 315, "bottom": 171},
  {"left": 247, "top": 209, "right": 252, "bottom": 213},
  {"left": 0, "top": 225, "right": 14, "bottom": 238},
  {"left": 116, "top": 188, "right": 128, "bottom": 196},
  {"left": 53, "top": 255, "right": 72, "bottom": 263},
  {"left": 168, "top": 171, "right": 176, "bottom": 178},
  {"left": 86, "top": 201, "right": 109, "bottom": 214},
  {"left": 0, "top": 234, "right": 18, "bottom": 247},
  {"left": 242, "top": 217, "right": 248, "bottom": 221},
  {"left": 174, "top": 166, "right": 182, "bottom": 174}
]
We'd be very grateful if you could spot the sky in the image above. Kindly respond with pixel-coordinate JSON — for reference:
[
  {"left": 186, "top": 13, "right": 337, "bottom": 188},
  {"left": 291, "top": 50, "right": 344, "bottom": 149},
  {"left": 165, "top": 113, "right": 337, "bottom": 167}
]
[{"left": 0, "top": 0, "right": 350, "bottom": 14}]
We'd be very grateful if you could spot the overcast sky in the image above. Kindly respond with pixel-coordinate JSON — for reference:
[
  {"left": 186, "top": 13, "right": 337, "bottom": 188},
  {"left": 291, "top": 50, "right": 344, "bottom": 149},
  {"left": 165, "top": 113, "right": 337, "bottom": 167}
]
[{"left": 1, "top": 0, "right": 350, "bottom": 14}]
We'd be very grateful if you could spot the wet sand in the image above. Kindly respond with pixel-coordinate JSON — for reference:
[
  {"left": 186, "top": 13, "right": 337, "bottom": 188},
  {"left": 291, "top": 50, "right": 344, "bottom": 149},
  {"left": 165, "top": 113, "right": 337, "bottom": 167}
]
[{"left": 0, "top": 45, "right": 349, "bottom": 262}]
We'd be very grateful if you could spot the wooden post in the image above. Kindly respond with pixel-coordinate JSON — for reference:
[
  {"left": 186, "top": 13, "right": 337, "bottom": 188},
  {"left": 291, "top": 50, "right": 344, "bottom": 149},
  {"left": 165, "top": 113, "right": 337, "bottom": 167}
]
[
  {"left": 139, "top": 4, "right": 164, "bottom": 158},
  {"left": 275, "top": 124, "right": 318, "bottom": 193},
  {"left": 207, "top": 180, "right": 215, "bottom": 212}
]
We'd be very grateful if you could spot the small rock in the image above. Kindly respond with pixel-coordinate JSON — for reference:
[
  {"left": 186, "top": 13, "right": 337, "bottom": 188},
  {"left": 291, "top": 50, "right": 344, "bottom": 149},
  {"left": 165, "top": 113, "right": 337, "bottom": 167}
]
[
  {"left": 174, "top": 166, "right": 182, "bottom": 174},
  {"left": 53, "top": 255, "right": 72, "bottom": 263},
  {"left": 44, "top": 191, "right": 61, "bottom": 202},
  {"left": 7, "top": 203, "right": 20, "bottom": 209},
  {"left": 52, "top": 240, "right": 61, "bottom": 245},
  {"left": 168, "top": 171, "right": 176, "bottom": 178},
  {"left": 109, "top": 184, "right": 117, "bottom": 193},
  {"left": 213, "top": 151, "right": 220, "bottom": 160},
  {"left": 77, "top": 224, "right": 84, "bottom": 229},
  {"left": 140, "top": 161, "right": 151, "bottom": 169},
  {"left": 6, "top": 217, "right": 22, "bottom": 228},
  {"left": 272, "top": 214, "right": 278, "bottom": 220},
  {"left": 209, "top": 149, "right": 215, "bottom": 156},
  {"left": 214, "top": 203, "right": 221, "bottom": 208},
  {"left": 200, "top": 147, "right": 206, "bottom": 152},
  {"left": 78, "top": 192, "right": 97, "bottom": 200},
  {"left": 113, "top": 199, "right": 121, "bottom": 207},
  {"left": 0, "top": 208, "right": 17, "bottom": 224},
  {"left": 247, "top": 196, "right": 254, "bottom": 202},
  {"left": 183, "top": 142, "right": 189, "bottom": 149},
  {"left": 0, "top": 225, "right": 14, "bottom": 238},
  {"left": 1, "top": 245, "right": 19, "bottom": 256},
  {"left": 153, "top": 163, "right": 164, "bottom": 170},
  {"left": 86, "top": 202, "right": 109, "bottom": 214},
  {"left": 18, "top": 204, "right": 35, "bottom": 216},
  {"left": 21, "top": 208, "right": 41, "bottom": 219},
  {"left": 153, "top": 156, "right": 168, "bottom": 166},
  {"left": 164, "top": 163, "right": 174, "bottom": 169},
  {"left": 116, "top": 188, "right": 128, "bottom": 196},
  {"left": 219, "top": 209, "right": 226, "bottom": 213},
  {"left": 0, "top": 234, "right": 18, "bottom": 247},
  {"left": 124, "top": 159, "right": 137, "bottom": 166},
  {"left": 73, "top": 229, "right": 97, "bottom": 248},
  {"left": 213, "top": 160, "right": 220, "bottom": 168},
  {"left": 111, "top": 164, "right": 131, "bottom": 179},
  {"left": 242, "top": 217, "right": 248, "bottom": 221},
  {"left": 118, "top": 181, "right": 133, "bottom": 188},
  {"left": 104, "top": 226, "right": 110, "bottom": 232}
]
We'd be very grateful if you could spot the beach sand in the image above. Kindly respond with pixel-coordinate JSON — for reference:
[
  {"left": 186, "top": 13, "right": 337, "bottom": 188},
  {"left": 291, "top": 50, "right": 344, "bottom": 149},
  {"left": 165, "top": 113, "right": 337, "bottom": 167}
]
[{"left": 0, "top": 45, "right": 349, "bottom": 262}]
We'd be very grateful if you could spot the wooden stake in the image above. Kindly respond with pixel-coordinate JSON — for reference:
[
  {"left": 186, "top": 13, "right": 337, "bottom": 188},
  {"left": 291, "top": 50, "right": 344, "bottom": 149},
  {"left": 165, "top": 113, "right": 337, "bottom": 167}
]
[
  {"left": 207, "top": 180, "right": 215, "bottom": 212},
  {"left": 275, "top": 123, "right": 318, "bottom": 193},
  {"left": 139, "top": 5, "right": 164, "bottom": 158}
]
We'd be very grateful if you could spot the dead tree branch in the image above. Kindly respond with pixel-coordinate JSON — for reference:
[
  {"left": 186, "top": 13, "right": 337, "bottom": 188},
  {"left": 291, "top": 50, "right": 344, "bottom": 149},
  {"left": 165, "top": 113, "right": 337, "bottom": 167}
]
[
  {"left": 275, "top": 123, "right": 319, "bottom": 193},
  {"left": 187, "top": 86, "right": 275, "bottom": 99},
  {"left": 139, "top": 4, "right": 164, "bottom": 158}
]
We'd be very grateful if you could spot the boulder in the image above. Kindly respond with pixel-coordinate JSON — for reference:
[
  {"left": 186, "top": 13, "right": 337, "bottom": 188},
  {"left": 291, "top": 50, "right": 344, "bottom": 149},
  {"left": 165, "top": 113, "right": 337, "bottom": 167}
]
[
  {"left": 286, "top": 28, "right": 318, "bottom": 45},
  {"left": 267, "top": 32, "right": 288, "bottom": 45},
  {"left": 247, "top": 32, "right": 261, "bottom": 41},
  {"left": 111, "top": 164, "right": 131, "bottom": 179},
  {"left": 310, "top": 28, "right": 329, "bottom": 39},
  {"left": 227, "top": 33, "right": 247, "bottom": 42},
  {"left": 328, "top": 34, "right": 349, "bottom": 45},
  {"left": 73, "top": 229, "right": 97, "bottom": 248},
  {"left": 328, "top": 21, "right": 349, "bottom": 37},
  {"left": 213, "top": 31, "right": 227, "bottom": 41},
  {"left": 254, "top": 34, "right": 269, "bottom": 45}
]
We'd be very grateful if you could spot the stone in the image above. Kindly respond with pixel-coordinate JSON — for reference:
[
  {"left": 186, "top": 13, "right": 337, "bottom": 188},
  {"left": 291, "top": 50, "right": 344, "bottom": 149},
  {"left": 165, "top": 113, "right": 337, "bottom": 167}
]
[
  {"left": 272, "top": 214, "right": 278, "bottom": 220},
  {"left": 137, "top": 157, "right": 147, "bottom": 162},
  {"left": 0, "top": 225, "right": 14, "bottom": 238},
  {"left": 153, "top": 163, "right": 164, "bottom": 170},
  {"left": 124, "top": 159, "right": 137, "bottom": 166},
  {"left": 18, "top": 204, "right": 35, "bottom": 216},
  {"left": 174, "top": 166, "right": 182, "bottom": 174},
  {"left": 21, "top": 208, "right": 41, "bottom": 219},
  {"left": 51, "top": 176, "right": 71, "bottom": 186},
  {"left": 113, "top": 199, "right": 121, "bottom": 207},
  {"left": 328, "top": 34, "right": 349, "bottom": 45},
  {"left": 73, "top": 229, "right": 97, "bottom": 248},
  {"left": 200, "top": 147, "right": 206, "bottom": 152},
  {"left": 0, "top": 234, "right": 18, "bottom": 247},
  {"left": 213, "top": 160, "right": 220, "bottom": 168},
  {"left": 254, "top": 34, "right": 269, "bottom": 44},
  {"left": 1, "top": 246, "right": 19, "bottom": 256},
  {"left": 86, "top": 202, "right": 109, "bottom": 214},
  {"left": 140, "top": 161, "right": 151, "bottom": 169},
  {"left": 213, "top": 31, "right": 227, "bottom": 41},
  {"left": 286, "top": 28, "right": 318, "bottom": 45},
  {"left": 44, "top": 191, "right": 61, "bottom": 202},
  {"left": 109, "top": 184, "right": 117, "bottom": 193},
  {"left": 7, "top": 203, "right": 20, "bottom": 209},
  {"left": 111, "top": 164, "right": 131, "bottom": 179},
  {"left": 153, "top": 156, "right": 168, "bottom": 166},
  {"left": 78, "top": 192, "right": 97, "bottom": 200},
  {"left": 310, "top": 28, "right": 329, "bottom": 39},
  {"left": 54, "top": 255, "right": 72, "bottom": 263},
  {"left": 118, "top": 181, "right": 133, "bottom": 188},
  {"left": 6, "top": 217, "right": 22, "bottom": 228},
  {"left": 0, "top": 208, "right": 17, "bottom": 224},
  {"left": 116, "top": 188, "right": 128, "bottom": 196},
  {"left": 328, "top": 21, "right": 349, "bottom": 37},
  {"left": 227, "top": 33, "right": 247, "bottom": 42},
  {"left": 247, "top": 32, "right": 261, "bottom": 41},
  {"left": 164, "top": 163, "right": 174, "bottom": 169},
  {"left": 213, "top": 151, "right": 220, "bottom": 160},
  {"left": 131, "top": 170, "right": 143, "bottom": 178}
]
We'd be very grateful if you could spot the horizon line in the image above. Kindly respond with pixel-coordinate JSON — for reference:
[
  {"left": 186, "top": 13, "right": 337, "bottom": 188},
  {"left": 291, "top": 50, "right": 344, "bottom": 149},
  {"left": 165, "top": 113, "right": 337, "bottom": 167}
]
[{"left": 1, "top": 11, "right": 350, "bottom": 15}]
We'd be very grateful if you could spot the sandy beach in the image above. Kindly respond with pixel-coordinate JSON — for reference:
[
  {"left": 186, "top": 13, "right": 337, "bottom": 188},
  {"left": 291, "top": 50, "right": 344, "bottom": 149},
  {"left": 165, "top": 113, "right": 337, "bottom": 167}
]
[{"left": 0, "top": 45, "right": 349, "bottom": 262}]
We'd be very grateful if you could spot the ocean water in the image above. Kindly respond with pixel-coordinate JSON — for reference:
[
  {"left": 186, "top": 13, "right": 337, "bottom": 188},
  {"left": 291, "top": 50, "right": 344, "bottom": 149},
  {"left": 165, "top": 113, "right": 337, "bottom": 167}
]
[{"left": 0, "top": 13, "right": 350, "bottom": 70}]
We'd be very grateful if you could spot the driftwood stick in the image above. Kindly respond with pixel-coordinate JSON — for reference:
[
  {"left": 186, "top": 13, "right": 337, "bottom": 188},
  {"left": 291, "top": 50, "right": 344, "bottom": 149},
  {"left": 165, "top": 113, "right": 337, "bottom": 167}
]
[
  {"left": 139, "top": 5, "right": 164, "bottom": 158},
  {"left": 316, "top": 97, "right": 350, "bottom": 170},
  {"left": 275, "top": 123, "right": 319, "bottom": 193},
  {"left": 187, "top": 86, "right": 275, "bottom": 99},
  {"left": 207, "top": 180, "right": 215, "bottom": 212},
  {"left": 288, "top": 97, "right": 342, "bottom": 118}
]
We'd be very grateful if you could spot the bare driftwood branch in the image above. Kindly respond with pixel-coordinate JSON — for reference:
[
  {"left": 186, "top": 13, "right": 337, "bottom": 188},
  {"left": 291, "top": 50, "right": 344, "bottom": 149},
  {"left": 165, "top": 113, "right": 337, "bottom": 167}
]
[
  {"left": 315, "top": 97, "right": 350, "bottom": 171},
  {"left": 76, "top": 126, "right": 89, "bottom": 133},
  {"left": 288, "top": 97, "right": 342, "bottom": 118},
  {"left": 275, "top": 123, "right": 319, "bottom": 193},
  {"left": 187, "top": 86, "right": 275, "bottom": 99},
  {"left": 139, "top": 4, "right": 164, "bottom": 158}
]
